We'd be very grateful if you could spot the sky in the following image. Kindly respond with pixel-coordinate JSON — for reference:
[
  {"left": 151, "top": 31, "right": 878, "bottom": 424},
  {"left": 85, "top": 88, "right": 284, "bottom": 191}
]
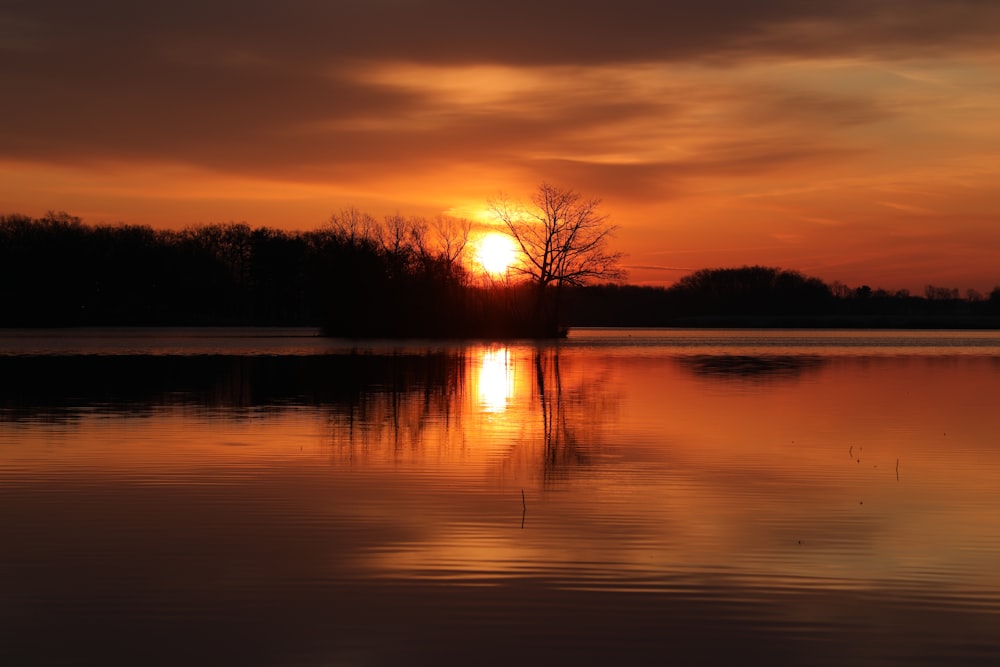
[{"left": 2, "top": 0, "right": 999, "bottom": 293}]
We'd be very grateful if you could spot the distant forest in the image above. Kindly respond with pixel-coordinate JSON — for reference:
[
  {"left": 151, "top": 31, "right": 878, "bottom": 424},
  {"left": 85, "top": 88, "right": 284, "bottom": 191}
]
[{"left": 3, "top": 212, "right": 1000, "bottom": 333}]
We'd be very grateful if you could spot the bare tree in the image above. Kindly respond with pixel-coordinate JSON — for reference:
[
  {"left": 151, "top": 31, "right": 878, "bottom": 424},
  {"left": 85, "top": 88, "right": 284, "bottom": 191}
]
[
  {"left": 432, "top": 214, "right": 471, "bottom": 267},
  {"left": 328, "top": 206, "right": 379, "bottom": 246},
  {"left": 379, "top": 213, "right": 414, "bottom": 256},
  {"left": 489, "top": 183, "right": 624, "bottom": 288},
  {"left": 489, "top": 183, "right": 625, "bottom": 334},
  {"left": 925, "top": 284, "right": 959, "bottom": 301}
]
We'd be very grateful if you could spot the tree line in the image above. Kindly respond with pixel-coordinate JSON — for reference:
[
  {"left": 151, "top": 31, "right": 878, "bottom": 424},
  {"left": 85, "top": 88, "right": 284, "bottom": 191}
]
[
  {"left": 0, "top": 209, "right": 487, "bottom": 335},
  {"left": 563, "top": 267, "right": 1000, "bottom": 328},
  {"left": 3, "top": 208, "right": 999, "bottom": 334}
]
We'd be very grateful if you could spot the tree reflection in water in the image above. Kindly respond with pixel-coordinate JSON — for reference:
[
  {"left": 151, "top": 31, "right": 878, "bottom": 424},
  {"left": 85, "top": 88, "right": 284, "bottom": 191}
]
[
  {"left": 534, "top": 349, "right": 577, "bottom": 481},
  {"left": 531, "top": 347, "right": 623, "bottom": 483},
  {"left": 678, "top": 354, "right": 825, "bottom": 380},
  {"left": 320, "top": 345, "right": 619, "bottom": 482},
  {"left": 324, "top": 350, "right": 468, "bottom": 461}
]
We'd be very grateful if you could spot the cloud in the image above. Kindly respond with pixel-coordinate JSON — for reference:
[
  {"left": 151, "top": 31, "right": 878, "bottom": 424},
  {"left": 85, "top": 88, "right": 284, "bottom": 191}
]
[
  {"left": 1, "top": 1, "right": 990, "bottom": 175},
  {"left": 7, "top": 1, "right": 999, "bottom": 66}
]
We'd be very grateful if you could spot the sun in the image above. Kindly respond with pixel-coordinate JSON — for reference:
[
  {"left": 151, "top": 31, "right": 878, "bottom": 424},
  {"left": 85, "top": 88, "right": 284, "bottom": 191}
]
[{"left": 476, "top": 232, "right": 518, "bottom": 275}]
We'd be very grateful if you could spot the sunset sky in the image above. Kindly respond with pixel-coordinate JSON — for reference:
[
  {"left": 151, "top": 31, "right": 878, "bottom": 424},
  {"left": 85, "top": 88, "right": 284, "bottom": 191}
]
[{"left": 2, "top": 1, "right": 999, "bottom": 292}]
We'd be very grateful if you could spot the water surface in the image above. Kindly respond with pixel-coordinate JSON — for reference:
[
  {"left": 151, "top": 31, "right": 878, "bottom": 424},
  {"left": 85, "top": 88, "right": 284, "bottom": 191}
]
[{"left": 2, "top": 328, "right": 999, "bottom": 665}]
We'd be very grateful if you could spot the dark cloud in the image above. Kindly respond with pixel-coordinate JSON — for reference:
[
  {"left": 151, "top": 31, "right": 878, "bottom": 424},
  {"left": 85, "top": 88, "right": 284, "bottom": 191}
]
[
  {"left": 6, "top": 1, "right": 998, "bottom": 66},
  {"left": 1, "top": 1, "right": 992, "bottom": 170}
]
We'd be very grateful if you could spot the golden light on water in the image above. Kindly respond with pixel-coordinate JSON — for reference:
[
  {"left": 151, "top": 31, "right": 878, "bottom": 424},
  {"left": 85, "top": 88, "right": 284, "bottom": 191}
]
[{"left": 476, "top": 347, "right": 514, "bottom": 413}]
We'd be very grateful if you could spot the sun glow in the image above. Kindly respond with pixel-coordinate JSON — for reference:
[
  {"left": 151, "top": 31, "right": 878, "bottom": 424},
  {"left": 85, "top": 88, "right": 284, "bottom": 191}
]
[{"left": 476, "top": 232, "right": 518, "bottom": 275}]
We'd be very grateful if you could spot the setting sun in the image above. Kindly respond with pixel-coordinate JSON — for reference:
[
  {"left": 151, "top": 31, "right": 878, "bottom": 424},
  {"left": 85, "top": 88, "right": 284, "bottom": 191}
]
[{"left": 475, "top": 232, "right": 518, "bottom": 275}]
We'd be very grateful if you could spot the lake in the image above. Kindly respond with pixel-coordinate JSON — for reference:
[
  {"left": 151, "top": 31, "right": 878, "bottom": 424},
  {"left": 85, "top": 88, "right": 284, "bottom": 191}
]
[{"left": 2, "top": 327, "right": 999, "bottom": 666}]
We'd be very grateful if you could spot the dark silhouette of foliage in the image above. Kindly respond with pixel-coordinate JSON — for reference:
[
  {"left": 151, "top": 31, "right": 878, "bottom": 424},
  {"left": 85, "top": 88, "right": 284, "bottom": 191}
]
[
  {"left": 561, "top": 266, "right": 1000, "bottom": 328},
  {"left": 666, "top": 266, "right": 833, "bottom": 317},
  {"left": 2, "top": 212, "right": 998, "bottom": 333},
  {"left": 1, "top": 213, "right": 322, "bottom": 327}
]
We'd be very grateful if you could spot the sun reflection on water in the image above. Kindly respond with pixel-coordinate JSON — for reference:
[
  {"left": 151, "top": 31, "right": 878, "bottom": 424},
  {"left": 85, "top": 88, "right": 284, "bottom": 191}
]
[{"left": 476, "top": 347, "right": 514, "bottom": 413}]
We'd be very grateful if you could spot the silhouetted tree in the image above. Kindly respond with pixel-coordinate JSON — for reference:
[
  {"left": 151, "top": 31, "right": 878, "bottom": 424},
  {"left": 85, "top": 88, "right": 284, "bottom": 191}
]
[
  {"left": 925, "top": 284, "right": 959, "bottom": 301},
  {"left": 432, "top": 214, "right": 471, "bottom": 269},
  {"left": 668, "top": 266, "right": 832, "bottom": 317},
  {"left": 328, "top": 207, "right": 379, "bottom": 246},
  {"left": 489, "top": 183, "right": 625, "bottom": 335}
]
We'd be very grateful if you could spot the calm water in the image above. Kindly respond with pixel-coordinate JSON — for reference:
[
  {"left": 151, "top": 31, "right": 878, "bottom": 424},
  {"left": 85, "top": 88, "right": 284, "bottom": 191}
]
[{"left": 2, "top": 328, "right": 1000, "bottom": 666}]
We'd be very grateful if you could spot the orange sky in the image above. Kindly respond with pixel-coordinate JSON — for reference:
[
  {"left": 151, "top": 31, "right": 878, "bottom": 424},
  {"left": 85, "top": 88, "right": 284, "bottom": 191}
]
[{"left": 2, "top": 1, "right": 999, "bottom": 293}]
